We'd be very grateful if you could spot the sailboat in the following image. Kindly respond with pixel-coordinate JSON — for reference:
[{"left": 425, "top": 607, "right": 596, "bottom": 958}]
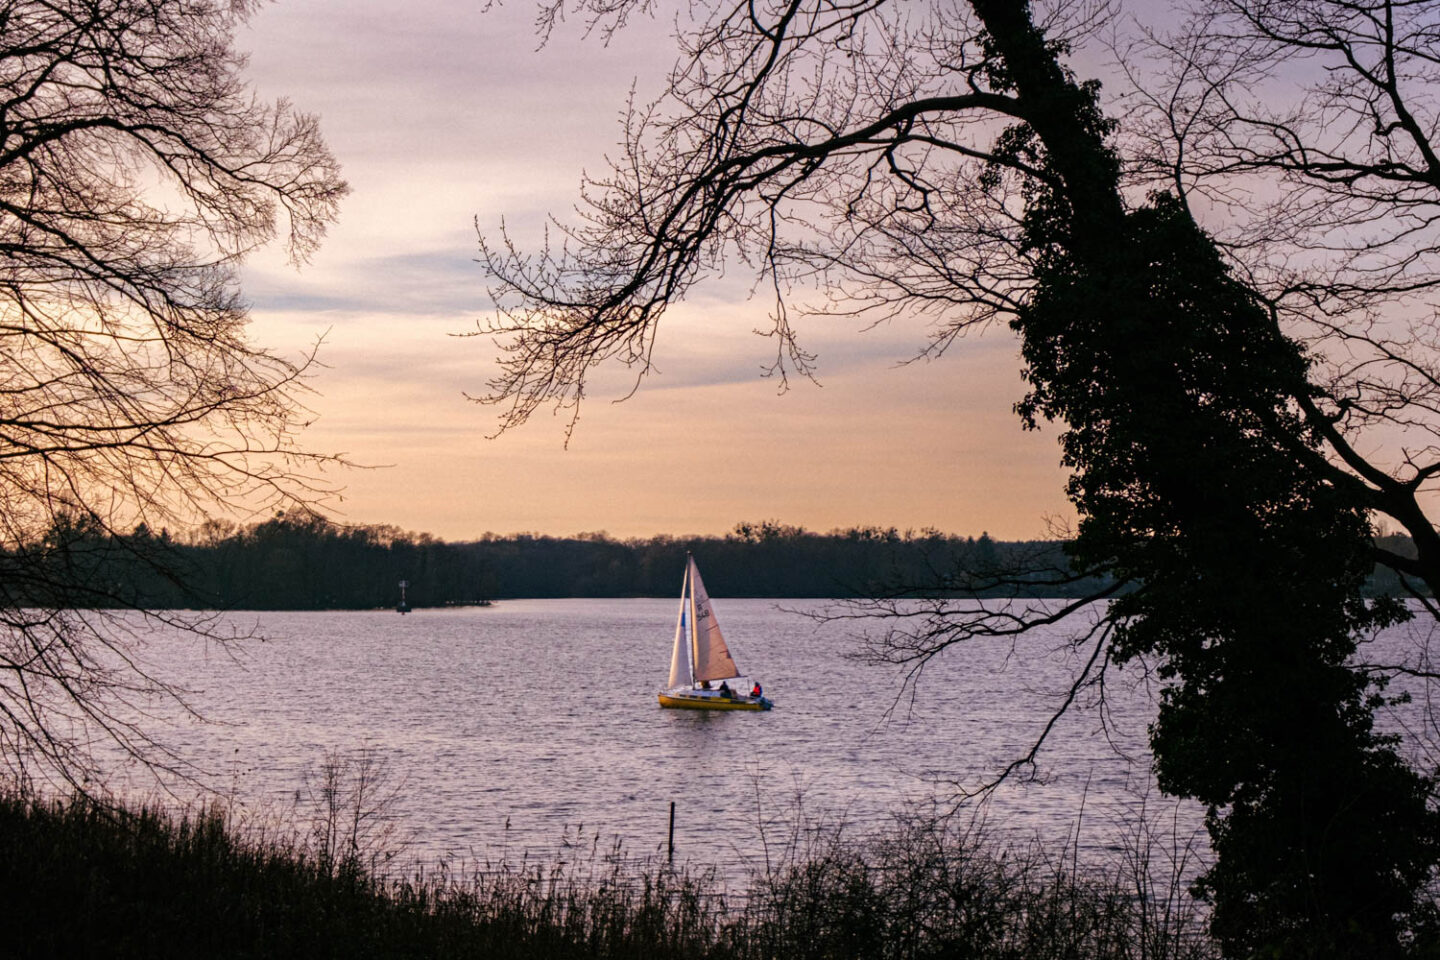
[{"left": 658, "top": 554, "right": 773, "bottom": 711}]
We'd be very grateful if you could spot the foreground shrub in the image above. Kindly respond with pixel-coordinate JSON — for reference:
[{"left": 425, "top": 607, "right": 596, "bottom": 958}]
[{"left": 0, "top": 788, "right": 1221, "bottom": 959}]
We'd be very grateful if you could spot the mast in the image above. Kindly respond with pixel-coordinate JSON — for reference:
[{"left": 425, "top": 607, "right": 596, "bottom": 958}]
[{"left": 688, "top": 553, "right": 699, "bottom": 687}]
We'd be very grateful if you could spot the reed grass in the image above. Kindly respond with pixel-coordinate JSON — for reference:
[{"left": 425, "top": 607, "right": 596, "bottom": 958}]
[{"left": 0, "top": 787, "right": 1217, "bottom": 959}]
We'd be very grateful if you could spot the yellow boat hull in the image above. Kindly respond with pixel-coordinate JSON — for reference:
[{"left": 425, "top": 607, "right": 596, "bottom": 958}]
[{"left": 658, "top": 690, "right": 772, "bottom": 711}]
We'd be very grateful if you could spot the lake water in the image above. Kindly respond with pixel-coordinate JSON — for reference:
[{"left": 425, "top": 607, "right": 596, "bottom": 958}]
[{"left": 126, "top": 599, "right": 1231, "bottom": 870}]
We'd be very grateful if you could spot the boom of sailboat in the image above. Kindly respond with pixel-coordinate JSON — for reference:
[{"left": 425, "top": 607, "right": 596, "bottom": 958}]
[{"left": 658, "top": 554, "right": 773, "bottom": 711}]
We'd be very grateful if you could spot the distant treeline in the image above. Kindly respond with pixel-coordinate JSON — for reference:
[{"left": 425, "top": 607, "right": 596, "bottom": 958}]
[{"left": 19, "top": 513, "right": 1422, "bottom": 610}]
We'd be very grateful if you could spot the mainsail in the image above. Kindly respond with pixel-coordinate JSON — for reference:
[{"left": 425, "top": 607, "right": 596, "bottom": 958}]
[
  {"left": 664, "top": 554, "right": 741, "bottom": 689},
  {"left": 688, "top": 556, "right": 739, "bottom": 682},
  {"left": 667, "top": 566, "right": 691, "bottom": 689}
]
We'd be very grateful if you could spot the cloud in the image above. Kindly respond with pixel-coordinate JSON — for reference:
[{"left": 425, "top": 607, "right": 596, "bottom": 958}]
[
  {"left": 247, "top": 247, "right": 485, "bottom": 316},
  {"left": 242, "top": 0, "right": 676, "bottom": 157}
]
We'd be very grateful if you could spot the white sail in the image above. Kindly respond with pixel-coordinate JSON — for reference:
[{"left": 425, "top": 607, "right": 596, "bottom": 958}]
[
  {"left": 688, "top": 555, "right": 739, "bottom": 682},
  {"left": 667, "top": 563, "right": 691, "bottom": 689}
]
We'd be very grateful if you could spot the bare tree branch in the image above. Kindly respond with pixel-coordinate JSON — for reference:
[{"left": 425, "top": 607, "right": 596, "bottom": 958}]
[{"left": 0, "top": 0, "right": 347, "bottom": 790}]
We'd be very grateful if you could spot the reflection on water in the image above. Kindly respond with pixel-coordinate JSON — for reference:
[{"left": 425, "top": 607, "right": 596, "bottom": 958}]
[{"left": 127, "top": 598, "right": 1205, "bottom": 866}]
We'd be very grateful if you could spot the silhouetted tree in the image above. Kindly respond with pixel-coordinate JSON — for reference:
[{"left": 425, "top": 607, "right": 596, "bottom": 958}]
[
  {"left": 0, "top": 0, "right": 345, "bottom": 789},
  {"left": 477, "top": 0, "right": 1440, "bottom": 952},
  {"left": 1125, "top": 0, "right": 1440, "bottom": 612},
  {"left": 979, "top": 7, "right": 1439, "bottom": 947}
]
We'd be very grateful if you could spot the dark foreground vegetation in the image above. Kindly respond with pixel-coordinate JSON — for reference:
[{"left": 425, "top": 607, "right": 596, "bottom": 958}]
[
  {"left": 19, "top": 511, "right": 1418, "bottom": 610},
  {"left": 0, "top": 788, "right": 1226, "bottom": 960}
]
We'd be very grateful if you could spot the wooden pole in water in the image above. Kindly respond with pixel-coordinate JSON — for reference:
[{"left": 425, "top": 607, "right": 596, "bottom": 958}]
[{"left": 668, "top": 800, "right": 675, "bottom": 864}]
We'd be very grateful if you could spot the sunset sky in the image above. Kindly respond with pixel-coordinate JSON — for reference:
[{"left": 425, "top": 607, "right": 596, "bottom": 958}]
[{"left": 236, "top": 0, "right": 1075, "bottom": 541}]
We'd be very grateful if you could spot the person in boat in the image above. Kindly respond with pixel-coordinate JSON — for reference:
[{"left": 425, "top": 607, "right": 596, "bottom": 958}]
[
  {"left": 751, "top": 681, "right": 763, "bottom": 699},
  {"left": 718, "top": 681, "right": 732, "bottom": 698},
  {"left": 700, "top": 680, "right": 711, "bottom": 690}
]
